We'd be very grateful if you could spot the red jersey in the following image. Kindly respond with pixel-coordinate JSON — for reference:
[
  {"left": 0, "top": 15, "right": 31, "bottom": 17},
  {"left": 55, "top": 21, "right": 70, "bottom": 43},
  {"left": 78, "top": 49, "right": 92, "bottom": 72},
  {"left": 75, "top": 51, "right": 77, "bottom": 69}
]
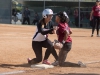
[
  {"left": 57, "top": 23, "right": 72, "bottom": 43},
  {"left": 92, "top": 5, "right": 100, "bottom": 17}
]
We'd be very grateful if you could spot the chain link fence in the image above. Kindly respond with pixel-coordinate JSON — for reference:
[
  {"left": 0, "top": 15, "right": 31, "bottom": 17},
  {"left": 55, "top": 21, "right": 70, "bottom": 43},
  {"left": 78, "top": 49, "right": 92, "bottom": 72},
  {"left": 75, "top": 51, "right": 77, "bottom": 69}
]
[{"left": 0, "top": 0, "right": 12, "bottom": 24}]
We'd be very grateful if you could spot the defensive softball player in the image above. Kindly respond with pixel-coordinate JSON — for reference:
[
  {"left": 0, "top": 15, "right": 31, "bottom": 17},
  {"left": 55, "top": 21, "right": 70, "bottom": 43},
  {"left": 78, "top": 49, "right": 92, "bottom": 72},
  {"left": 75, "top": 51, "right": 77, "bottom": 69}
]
[
  {"left": 52, "top": 11, "right": 72, "bottom": 66},
  {"left": 90, "top": 0, "right": 100, "bottom": 37},
  {"left": 28, "top": 8, "right": 58, "bottom": 65}
]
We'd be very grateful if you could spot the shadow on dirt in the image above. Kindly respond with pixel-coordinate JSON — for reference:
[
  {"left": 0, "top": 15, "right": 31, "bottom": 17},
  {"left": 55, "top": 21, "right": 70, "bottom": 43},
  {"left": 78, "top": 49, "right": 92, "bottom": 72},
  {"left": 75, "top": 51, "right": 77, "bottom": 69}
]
[
  {"left": 50, "top": 73, "right": 100, "bottom": 75},
  {"left": 0, "top": 62, "right": 80, "bottom": 69},
  {"left": 71, "top": 36, "right": 89, "bottom": 37},
  {"left": 0, "top": 63, "right": 30, "bottom": 69},
  {"left": 59, "top": 62, "right": 80, "bottom": 67}
]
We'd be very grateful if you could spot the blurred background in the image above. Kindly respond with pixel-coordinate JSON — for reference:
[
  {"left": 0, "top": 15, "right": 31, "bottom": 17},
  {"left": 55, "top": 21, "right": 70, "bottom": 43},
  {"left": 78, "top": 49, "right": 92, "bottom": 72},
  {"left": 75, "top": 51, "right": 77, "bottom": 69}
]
[{"left": 0, "top": 0, "right": 97, "bottom": 28}]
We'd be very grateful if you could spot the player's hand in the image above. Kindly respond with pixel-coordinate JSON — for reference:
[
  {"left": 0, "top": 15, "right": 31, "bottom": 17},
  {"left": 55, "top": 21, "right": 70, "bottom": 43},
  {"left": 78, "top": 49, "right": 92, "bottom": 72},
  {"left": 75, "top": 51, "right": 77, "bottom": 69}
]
[
  {"left": 54, "top": 43, "right": 63, "bottom": 49},
  {"left": 53, "top": 40, "right": 63, "bottom": 49},
  {"left": 70, "top": 30, "right": 72, "bottom": 34},
  {"left": 90, "top": 17, "right": 92, "bottom": 21}
]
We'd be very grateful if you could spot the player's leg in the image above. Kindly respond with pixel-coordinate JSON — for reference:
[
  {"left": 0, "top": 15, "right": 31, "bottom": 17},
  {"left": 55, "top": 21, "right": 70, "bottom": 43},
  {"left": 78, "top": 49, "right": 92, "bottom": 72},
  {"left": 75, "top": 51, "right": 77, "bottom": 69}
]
[
  {"left": 32, "top": 20, "right": 35, "bottom": 25},
  {"left": 28, "top": 41, "right": 42, "bottom": 64},
  {"left": 91, "top": 17, "right": 96, "bottom": 37},
  {"left": 42, "top": 39, "right": 58, "bottom": 64},
  {"left": 75, "top": 17, "right": 78, "bottom": 27},
  {"left": 96, "top": 17, "right": 100, "bottom": 37},
  {"left": 27, "top": 17, "right": 30, "bottom": 25},
  {"left": 22, "top": 17, "right": 26, "bottom": 24},
  {"left": 58, "top": 42, "right": 72, "bottom": 66}
]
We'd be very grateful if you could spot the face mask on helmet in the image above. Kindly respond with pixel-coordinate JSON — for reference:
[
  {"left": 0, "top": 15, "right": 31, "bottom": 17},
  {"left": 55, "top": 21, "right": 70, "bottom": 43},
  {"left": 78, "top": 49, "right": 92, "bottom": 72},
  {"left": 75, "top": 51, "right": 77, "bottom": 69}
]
[{"left": 42, "top": 8, "right": 53, "bottom": 18}]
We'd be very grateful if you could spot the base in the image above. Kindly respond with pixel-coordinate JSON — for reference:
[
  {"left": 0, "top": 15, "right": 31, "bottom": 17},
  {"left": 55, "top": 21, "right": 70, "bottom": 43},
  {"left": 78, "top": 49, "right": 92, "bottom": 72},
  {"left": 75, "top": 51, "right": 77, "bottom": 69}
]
[{"left": 31, "top": 64, "right": 54, "bottom": 69}]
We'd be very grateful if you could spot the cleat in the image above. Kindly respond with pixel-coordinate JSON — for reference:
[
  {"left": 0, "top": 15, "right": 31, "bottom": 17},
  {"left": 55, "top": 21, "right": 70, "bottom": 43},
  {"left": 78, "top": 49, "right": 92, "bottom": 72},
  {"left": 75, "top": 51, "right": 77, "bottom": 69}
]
[
  {"left": 78, "top": 61, "right": 86, "bottom": 67},
  {"left": 52, "top": 60, "right": 59, "bottom": 66},
  {"left": 97, "top": 35, "right": 100, "bottom": 37},
  {"left": 27, "top": 58, "right": 37, "bottom": 65},
  {"left": 91, "top": 34, "right": 93, "bottom": 37},
  {"left": 42, "top": 60, "right": 51, "bottom": 65}
]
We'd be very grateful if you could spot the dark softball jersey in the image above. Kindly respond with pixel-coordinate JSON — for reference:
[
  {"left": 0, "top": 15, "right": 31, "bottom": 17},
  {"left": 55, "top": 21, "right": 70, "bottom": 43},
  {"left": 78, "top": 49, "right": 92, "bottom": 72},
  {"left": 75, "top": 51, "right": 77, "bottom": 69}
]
[
  {"left": 32, "top": 21, "right": 54, "bottom": 41},
  {"left": 57, "top": 23, "right": 72, "bottom": 43},
  {"left": 92, "top": 5, "right": 100, "bottom": 17}
]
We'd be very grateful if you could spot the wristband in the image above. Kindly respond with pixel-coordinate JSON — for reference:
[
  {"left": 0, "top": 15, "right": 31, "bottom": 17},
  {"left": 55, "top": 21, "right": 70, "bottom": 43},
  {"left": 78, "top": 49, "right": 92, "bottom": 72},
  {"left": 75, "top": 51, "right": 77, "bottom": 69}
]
[{"left": 62, "top": 40, "right": 65, "bottom": 44}]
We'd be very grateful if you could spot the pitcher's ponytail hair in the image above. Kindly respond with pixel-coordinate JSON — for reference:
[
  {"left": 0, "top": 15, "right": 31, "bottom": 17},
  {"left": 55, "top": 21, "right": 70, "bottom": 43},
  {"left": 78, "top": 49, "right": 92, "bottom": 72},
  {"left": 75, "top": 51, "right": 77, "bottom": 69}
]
[{"left": 39, "top": 18, "right": 46, "bottom": 25}]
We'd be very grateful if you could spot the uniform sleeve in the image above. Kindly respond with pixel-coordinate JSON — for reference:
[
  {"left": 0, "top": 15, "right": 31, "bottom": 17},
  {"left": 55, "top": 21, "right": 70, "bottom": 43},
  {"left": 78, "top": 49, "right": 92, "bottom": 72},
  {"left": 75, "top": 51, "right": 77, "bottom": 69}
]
[
  {"left": 49, "top": 21, "right": 54, "bottom": 34},
  {"left": 50, "top": 21, "right": 54, "bottom": 28},
  {"left": 58, "top": 24, "right": 66, "bottom": 33},
  {"left": 37, "top": 23, "right": 53, "bottom": 35}
]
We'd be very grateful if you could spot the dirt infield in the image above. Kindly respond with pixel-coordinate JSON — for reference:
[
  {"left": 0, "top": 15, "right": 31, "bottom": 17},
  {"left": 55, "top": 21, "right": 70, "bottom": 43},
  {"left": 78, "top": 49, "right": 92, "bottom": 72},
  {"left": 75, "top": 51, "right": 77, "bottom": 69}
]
[{"left": 0, "top": 24, "right": 100, "bottom": 75}]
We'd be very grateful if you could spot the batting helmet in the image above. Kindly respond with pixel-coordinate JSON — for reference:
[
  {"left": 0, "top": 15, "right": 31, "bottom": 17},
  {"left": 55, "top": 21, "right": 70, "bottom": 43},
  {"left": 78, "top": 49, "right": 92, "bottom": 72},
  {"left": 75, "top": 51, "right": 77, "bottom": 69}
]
[
  {"left": 96, "top": 0, "right": 100, "bottom": 2},
  {"left": 42, "top": 8, "right": 53, "bottom": 18}
]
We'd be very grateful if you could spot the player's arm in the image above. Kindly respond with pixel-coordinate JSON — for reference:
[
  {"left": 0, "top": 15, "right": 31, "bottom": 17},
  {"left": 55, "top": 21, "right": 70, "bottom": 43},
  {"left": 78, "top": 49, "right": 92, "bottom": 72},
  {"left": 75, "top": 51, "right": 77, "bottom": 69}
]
[
  {"left": 90, "top": 9, "right": 93, "bottom": 21},
  {"left": 63, "top": 30, "right": 69, "bottom": 41},
  {"left": 62, "top": 26, "right": 71, "bottom": 43},
  {"left": 69, "top": 28, "right": 72, "bottom": 35},
  {"left": 49, "top": 21, "right": 56, "bottom": 34},
  {"left": 37, "top": 23, "right": 54, "bottom": 35},
  {"left": 53, "top": 30, "right": 69, "bottom": 49}
]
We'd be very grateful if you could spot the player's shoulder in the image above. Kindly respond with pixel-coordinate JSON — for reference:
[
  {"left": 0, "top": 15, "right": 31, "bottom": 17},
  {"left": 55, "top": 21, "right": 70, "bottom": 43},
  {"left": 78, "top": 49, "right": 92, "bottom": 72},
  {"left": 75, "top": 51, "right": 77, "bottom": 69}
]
[
  {"left": 58, "top": 23, "right": 65, "bottom": 27},
  {"left": 65, "top": 23, "right": 69, "bottom": 27},
  {"left": 92, "top": 5, "right": 97, "bottom": 8}
]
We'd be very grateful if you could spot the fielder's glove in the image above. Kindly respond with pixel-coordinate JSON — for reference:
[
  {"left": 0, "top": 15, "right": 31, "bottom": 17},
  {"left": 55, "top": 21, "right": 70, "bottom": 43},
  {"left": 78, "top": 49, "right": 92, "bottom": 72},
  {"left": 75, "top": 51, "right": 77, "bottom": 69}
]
[{"left": 53, "top": 40, "right": 63, "bottom": 49}]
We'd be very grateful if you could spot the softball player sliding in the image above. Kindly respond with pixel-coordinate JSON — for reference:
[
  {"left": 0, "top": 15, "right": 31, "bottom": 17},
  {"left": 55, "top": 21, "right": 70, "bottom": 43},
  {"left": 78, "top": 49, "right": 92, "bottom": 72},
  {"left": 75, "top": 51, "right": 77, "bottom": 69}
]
[
  {"left": 28, "top": 8, "right": 58, "bottom": 65},
  {"left": 52, "top": 11, "right": 72, "bottom": 66}
]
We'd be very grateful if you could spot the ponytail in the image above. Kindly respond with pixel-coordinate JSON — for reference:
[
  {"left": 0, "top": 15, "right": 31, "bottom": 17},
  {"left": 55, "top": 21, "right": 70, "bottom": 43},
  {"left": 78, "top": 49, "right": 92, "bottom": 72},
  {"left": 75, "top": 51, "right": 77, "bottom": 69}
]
[{"left": 39, "top": 18, "right": 46, "bottom": 25}]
